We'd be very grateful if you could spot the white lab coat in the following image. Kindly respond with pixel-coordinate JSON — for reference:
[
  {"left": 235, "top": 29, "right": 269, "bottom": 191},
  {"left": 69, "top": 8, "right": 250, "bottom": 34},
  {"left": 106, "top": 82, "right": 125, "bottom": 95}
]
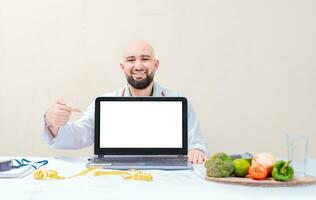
[{"left": 43, "top": 82, "right": 209, "bottom": 155}]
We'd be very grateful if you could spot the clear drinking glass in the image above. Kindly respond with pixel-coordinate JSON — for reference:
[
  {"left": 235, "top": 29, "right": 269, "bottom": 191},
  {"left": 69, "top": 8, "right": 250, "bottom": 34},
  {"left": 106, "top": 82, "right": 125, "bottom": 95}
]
[{"left": 286, "top": 133, "right": 308, "bottom": 177}]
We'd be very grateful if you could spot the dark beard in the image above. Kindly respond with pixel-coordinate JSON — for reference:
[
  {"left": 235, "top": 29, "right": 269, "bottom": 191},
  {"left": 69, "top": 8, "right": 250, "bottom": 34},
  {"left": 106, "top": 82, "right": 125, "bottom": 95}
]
[{"left": 126, "top": 71, "right": 154, "bottom": 89}]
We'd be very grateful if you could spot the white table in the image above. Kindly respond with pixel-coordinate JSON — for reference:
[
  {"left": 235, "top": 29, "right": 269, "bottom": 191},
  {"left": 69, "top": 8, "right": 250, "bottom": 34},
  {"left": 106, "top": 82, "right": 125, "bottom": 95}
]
[{"left": 0, "top": 157, "right": 315, "bottom": 200}]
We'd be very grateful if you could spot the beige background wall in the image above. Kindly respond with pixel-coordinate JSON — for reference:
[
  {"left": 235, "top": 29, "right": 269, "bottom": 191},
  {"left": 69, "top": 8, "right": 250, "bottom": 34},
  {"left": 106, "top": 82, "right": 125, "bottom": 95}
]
[{"left": 0, "top": 0, "right": 315, "bottom": 157}]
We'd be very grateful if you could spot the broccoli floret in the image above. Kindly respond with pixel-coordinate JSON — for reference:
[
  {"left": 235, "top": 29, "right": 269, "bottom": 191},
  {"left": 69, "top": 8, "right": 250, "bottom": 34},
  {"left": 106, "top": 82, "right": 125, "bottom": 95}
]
[
  {"left": 204, "top": 152, "right": 234, "bottom": 178},
  {"left": 209, "top": 152, "right": 233, "bottom": 162}
]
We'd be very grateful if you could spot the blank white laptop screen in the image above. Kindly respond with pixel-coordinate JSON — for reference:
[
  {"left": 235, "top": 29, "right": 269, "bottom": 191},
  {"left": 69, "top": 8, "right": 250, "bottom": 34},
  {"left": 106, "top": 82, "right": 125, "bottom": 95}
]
[{"left": 99, "top": 101, "right": 182, "bottom": 148}]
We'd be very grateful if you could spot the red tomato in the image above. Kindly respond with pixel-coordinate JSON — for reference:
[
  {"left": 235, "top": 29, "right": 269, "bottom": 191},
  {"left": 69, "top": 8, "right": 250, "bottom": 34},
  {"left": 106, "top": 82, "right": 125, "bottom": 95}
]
[{"left": 249, "top": 163, "right": 268, "bottom": 180}]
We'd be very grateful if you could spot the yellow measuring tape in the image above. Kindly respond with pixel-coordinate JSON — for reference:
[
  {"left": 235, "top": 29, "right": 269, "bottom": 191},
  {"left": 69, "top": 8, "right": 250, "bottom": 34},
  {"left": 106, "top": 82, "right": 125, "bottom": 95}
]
[
  {"left": 121, "top": 170, "right": 153, "bottom": 181},
  {"left": 33, "top": 167, "right": 153, "bottom": 181}
]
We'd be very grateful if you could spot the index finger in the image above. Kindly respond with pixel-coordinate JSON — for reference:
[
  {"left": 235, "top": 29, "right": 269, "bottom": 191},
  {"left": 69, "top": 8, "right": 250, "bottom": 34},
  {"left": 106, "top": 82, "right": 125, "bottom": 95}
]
[
  {"left": 58, "top": 104, "right": 72, "bottom": 112},
  {"left": 198, "top": 154, "right": 204, "bottom": 164}
]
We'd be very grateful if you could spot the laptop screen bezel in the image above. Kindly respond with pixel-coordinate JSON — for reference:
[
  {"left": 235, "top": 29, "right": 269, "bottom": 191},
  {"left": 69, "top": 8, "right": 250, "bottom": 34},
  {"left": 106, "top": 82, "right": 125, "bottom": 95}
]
[{"left": 94, "top": 97, "right": 188, "bottom": 155}]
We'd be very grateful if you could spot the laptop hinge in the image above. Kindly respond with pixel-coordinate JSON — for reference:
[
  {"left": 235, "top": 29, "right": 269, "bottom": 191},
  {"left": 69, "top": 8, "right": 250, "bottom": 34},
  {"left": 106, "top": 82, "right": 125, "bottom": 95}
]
[{"left": 98, "top": 155, "right": 105, "bottom": 158}]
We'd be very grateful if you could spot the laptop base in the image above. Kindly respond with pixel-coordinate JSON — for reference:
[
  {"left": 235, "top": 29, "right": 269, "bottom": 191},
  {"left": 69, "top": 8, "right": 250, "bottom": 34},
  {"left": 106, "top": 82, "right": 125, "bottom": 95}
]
[{"left": 87, "top": 155, "right": 193, "bottom": 170}]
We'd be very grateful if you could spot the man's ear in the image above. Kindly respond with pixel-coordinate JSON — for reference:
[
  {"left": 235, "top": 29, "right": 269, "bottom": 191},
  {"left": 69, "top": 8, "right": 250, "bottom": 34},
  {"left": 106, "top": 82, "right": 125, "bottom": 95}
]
[
  {"left": 120, "top": 63, "right": 124, "bottom": 71},
  {"left": 154, "top": 59, "right": 159, "bottom": 70}
]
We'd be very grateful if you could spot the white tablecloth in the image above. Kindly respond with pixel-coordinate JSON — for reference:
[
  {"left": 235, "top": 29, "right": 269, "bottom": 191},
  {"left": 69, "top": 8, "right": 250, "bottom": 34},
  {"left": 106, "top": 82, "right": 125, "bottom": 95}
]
[{"left": 0, "top": 157, "right": 315, "bottom": 200}]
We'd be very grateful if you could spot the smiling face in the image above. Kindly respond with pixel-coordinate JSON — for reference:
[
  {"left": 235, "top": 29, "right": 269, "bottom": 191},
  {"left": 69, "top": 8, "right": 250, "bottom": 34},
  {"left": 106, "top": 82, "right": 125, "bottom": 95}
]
[{"left": 120, "top": 41, "right": 159, "bottom": 89}]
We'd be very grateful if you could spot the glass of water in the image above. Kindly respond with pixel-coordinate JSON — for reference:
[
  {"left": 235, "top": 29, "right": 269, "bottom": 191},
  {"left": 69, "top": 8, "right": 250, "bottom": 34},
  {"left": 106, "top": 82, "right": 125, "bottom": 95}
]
[{"left": 286, "top": 133, "right": 308, "bottom": 177}]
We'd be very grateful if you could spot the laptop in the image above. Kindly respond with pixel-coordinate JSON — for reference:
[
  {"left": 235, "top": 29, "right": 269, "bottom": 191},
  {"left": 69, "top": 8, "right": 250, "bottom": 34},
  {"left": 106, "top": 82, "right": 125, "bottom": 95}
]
[{"left": 87, "top": 96, "right": 193, "bottom": 170}]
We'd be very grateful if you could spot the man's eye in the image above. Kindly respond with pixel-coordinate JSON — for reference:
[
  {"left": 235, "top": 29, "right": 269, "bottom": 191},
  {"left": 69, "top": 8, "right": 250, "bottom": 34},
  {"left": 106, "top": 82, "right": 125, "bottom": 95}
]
[
  {"left": 142, "top": 58, "right": 150, "bottom": 61},
  {"left": 127, "top": 59, "right": 135, "bottom": 62}
]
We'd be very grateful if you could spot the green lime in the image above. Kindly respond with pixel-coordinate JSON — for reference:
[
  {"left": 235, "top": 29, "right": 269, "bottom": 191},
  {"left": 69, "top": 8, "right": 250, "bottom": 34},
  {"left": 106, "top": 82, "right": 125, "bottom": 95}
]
[{"left": 233, "top": 158, "right": 250, "bottom": 177}]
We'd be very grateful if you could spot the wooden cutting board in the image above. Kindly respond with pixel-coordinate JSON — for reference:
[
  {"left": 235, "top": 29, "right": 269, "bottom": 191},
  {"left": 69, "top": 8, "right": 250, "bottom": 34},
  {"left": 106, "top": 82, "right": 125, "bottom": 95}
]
[{"left": 205, "top": 175, "right": 316, "bottom": 187}]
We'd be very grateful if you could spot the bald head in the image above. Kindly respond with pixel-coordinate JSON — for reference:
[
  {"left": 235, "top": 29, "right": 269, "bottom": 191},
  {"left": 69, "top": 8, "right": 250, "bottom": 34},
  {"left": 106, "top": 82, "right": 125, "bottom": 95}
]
[{"left": 122, "top": 41, "right": 156, "bottom": 60}]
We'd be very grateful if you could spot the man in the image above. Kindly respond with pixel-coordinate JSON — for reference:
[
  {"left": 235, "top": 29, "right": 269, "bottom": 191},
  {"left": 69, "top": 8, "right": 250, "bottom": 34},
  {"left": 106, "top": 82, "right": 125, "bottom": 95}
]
[{"left": 43, "top": 41, "right": 209, "bottom": 164}]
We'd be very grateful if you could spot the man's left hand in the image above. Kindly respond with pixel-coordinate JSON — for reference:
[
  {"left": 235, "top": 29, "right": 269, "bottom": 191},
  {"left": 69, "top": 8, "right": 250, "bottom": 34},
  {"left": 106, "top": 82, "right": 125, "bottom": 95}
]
[{"left": 188, "top": 149, "right": 208, "bottom": 164}]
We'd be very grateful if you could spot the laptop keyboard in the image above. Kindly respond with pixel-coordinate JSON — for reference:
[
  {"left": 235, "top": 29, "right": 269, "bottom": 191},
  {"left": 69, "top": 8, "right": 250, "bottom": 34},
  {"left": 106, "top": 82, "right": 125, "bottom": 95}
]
[{"left": 93, "top": 156, "right": 188, "bottom": 166}]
